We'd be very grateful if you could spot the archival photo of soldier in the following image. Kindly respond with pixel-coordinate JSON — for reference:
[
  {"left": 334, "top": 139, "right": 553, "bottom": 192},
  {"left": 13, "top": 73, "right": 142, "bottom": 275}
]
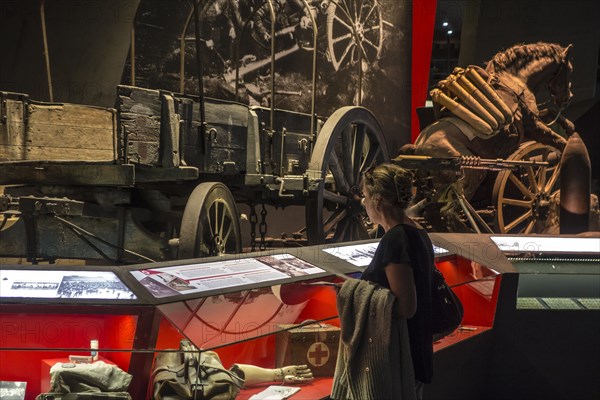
[{"left": 126, "top": 0, "right": 409, "bottom": 141}]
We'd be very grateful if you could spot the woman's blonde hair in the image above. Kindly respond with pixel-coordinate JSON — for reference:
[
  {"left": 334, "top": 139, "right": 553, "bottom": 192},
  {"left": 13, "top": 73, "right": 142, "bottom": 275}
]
[{"left": 361, "top": 163, "right": 414, "bottom": 213}]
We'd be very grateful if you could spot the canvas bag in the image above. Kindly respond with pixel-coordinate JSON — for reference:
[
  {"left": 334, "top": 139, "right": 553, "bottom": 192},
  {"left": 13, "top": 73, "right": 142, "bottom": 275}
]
[
  {"left": 151, "top": 340, "right": 243, "bottom": 400},
  {"left": 431, "top": 267, "right": 464, "bottom": 341}
]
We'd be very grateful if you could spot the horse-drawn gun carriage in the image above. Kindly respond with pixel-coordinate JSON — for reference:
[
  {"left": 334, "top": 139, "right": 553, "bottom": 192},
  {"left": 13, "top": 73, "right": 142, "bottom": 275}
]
[
  {"left": 0, "top": 0, "right": 390, "bottom": 264},
  {"left": 400, "top": 42, "right": 584, "bottom": 235}
]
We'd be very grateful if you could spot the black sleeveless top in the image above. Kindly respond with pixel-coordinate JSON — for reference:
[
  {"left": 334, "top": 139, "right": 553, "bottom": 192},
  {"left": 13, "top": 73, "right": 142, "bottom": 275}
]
[{"left": 361, "top": 224, "right": 434, "bottom": 383}]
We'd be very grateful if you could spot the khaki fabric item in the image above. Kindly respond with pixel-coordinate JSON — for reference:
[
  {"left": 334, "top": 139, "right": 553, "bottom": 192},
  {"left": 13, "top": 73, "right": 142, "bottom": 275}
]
[{"left": 49, "top": 361, "right": 132, "bottom": 393}]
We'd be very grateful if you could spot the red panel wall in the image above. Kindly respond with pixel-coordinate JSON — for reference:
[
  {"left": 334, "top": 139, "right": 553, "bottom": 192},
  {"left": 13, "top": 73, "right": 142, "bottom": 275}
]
[{"left": 412, "top": 0, "right": 438, "bottom": 142}]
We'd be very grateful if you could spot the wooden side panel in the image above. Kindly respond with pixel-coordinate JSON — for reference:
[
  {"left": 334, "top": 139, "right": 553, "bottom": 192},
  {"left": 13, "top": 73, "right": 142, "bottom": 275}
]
[
  {"left": 160, "top": 94, "right": 180, "bottom": 168},
  {"left": 0, "top": 98, "right": 27, "bottom": 160},
  {"left": 253, "top": 107, "right": 313, "bottom": 176},
  {"left": 25, "top": 103, "right": 116, "bottom": 161},
  {"left": 117, "top": 85, "right": 161, "bottom": 165},
  {"left": 202, "top": 100, "right": 249, "bottom": 174}
]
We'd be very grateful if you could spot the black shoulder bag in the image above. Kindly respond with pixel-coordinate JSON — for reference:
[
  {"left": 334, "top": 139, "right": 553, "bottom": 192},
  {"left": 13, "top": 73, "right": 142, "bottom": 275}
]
[{"left": 431, "top": 267, "right": 464, "bottom": 341}]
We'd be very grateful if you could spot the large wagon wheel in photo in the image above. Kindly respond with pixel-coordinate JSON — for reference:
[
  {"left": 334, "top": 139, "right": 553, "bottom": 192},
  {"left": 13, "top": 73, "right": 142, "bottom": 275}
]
[
  {"left": 492, "top": 142, "right": 562, "bottom": 234},
  {"left": 179, "top": 182, "right": 242, "bottom": 259},
  {"left": 306, "top": 106, "right": 389, "bottom": 244},
  {"left": 326, "top": 0, "right": 384, "bottom": 71}
]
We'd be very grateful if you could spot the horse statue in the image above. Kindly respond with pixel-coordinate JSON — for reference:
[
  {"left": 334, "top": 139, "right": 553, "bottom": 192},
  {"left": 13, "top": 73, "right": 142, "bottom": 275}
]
[{"left": 405, "top": 42, "right": 574, "bottom": 201}]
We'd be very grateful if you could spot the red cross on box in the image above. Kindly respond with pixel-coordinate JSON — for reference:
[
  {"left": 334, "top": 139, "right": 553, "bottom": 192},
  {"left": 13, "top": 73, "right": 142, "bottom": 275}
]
[
  {"left": 307, "top": 342, "right": 329, "bottom": 366},
  {"left": 275, "top": 323, "right": 340, "bottom": 377}
]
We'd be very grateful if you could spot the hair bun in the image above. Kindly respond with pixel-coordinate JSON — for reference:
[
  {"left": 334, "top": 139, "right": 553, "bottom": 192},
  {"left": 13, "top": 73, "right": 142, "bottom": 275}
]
[{"left": 393, "top": 170, "right": 414, "bottom": 209}]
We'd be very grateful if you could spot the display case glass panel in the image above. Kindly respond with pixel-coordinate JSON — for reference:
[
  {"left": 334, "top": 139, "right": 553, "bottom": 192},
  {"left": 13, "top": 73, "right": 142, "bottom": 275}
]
[{"left": 157, "top": 286, "right": 313, "bottom": 350}]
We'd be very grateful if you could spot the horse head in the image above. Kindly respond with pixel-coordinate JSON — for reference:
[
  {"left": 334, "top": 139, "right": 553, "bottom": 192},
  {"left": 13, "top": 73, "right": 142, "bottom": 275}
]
[
  {"left": 547, "top": 44, "right": 574, "bottom": 112},
  {"left": 486, "top": 42, "right": 574, "bottom": 114}
]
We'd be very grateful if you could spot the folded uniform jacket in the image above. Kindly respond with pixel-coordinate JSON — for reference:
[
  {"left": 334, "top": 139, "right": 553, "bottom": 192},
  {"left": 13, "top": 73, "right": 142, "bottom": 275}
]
[
  {"left": 50, "top": 361, "right": 133, "bottom": 393},
  {"left": 331, "top": 279, "right": 416, "bottom": 400}
]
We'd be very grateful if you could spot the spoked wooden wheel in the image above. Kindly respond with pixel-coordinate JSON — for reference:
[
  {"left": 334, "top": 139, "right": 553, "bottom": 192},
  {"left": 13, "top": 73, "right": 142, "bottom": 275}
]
[
  {"left": 327, "top": 0, "right": 383, "bottom": 71},
  {"left": 493, "top": 142, "right": 561, "bottom": 234},
  {"left": 306, "top": 106, "right": 389, "bottom": 244},
  {"left": 179, "top": 183, "right": 242, "bottom": 259}
]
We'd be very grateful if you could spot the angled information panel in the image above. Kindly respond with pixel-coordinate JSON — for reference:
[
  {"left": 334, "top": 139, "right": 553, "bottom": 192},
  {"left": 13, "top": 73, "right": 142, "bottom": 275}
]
[
  {"left": 321, "top": 240, "right": 450, "bottom": 268},
  {"left": 491, "top": 236, "right": 600, "bottom": 255},
  {"left": 131, "top": 253, "right": 325, "bottom": 299}
]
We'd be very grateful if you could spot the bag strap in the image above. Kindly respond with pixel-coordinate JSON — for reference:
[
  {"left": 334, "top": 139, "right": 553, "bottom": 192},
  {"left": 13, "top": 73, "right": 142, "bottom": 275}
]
[
  {"left": 181, "top": 341, "right": 246, "bottom": 391},
  {"left": 197, "top": 354, "right": 245, "bottom": 388}
]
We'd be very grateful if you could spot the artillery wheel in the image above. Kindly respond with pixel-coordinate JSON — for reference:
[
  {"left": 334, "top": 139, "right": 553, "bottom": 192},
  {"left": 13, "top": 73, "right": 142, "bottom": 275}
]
[
  {"left": 492, "top": 142, "right": 562, "bottom": 234},
  {"left": 327, "top": 0, "right": 384, "bottom": 71},
  {"left": 179, "top": 182, "right": 242, "bottom": 259},
  {"left": 306, "top": 106, "right": 389, "bottom": 244}
]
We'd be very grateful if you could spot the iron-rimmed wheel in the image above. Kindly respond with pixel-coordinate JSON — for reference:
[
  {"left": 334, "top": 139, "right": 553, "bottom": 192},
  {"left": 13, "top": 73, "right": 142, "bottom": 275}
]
[
  {"left": 179, "top": 182, "right": 242, "bottom": 259},
  {"left": 306, "top": 106, "right": 389, "bottom": 244},
  {"left": 492, "top": 142, "right": 561, "bottom": 234},
  {"left": 326, "top": 0, "right": 384, "bottom": 71}
]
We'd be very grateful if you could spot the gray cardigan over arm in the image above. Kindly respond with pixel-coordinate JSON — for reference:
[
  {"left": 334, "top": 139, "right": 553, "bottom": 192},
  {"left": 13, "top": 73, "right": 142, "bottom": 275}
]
[{"left": 331, "top": 279, "right": 416, "bottom": 400}]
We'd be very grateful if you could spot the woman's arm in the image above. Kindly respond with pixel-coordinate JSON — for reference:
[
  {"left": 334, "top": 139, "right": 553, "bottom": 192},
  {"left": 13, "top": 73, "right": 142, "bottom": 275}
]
[{"left": 385, "top": 262, "right": 417, "bottom": 318}]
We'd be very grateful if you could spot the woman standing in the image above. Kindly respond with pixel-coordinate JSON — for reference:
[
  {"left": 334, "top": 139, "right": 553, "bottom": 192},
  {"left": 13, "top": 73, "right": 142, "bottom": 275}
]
[{"left": 360, "top": 163, "right": 434, "bottom": 399}]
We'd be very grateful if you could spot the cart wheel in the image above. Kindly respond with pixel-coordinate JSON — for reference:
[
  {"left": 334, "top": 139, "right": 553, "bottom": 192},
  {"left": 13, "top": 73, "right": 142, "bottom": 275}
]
[
  {"left": 306, "top": 106, "right": 389, "bottom": 244},
  {"left": 326, "top": 0, "right": 383, "bottom": 71},
  {"left": 492, "top": 142, "right": 562, "bottom": 234},
  {"left": 179, "top": 182, "right": 242, "bottom": 259}
]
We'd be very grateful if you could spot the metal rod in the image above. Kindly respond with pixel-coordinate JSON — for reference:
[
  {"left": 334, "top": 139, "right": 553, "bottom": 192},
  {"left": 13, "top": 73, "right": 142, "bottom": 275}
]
[
  {"left": 454, "top": 189, "right": 482, "bottom": 234},
  {"left": 53, "top": 216, "right": 156, "bottom": 263},
  {"left": 40, "top": 0, "right": 53, "bottom": 102},
  {"left": 179, "top": 4, "right": 196, "bottom": 93},
  {"left": 191, "top": 0, "right": 207, "bottom": 136},
  {"left": 267, "top": 0, "right": 276, "bottom": 132},
  {"left": 300, "top": 0, "right": 318, "bottom": 143},
  {"left": 130, "top": 24, "right": 136, "bottom": 85},
  {"left": 452, "top": 186, "right": 494, "bottom": 234},
  {"left": 280, "top": 128, "right": 286, "bottom": 176},
  {"left": 64, "top": 223, "right": 115, "bottom": 263}
]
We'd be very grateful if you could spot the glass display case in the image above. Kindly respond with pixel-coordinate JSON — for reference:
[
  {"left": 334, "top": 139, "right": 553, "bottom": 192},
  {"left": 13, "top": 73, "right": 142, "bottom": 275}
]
[
  {"left": 0, "top": 250, "right": 346, "bottom": 399},
  {"left": 477, "top": 235, "right": 600, "bottom": 400},
  {"left": 489, "top": 235, "right": 600, "bottom": 310},
  {"left": 0, "top": 264, "right": 155, "bottom": 399},
  {"left": 1, "top": 233, "right": 516, "bottom": 399},
  {"left": 307, "top": 233, "right": 514, "bottom": 351}
]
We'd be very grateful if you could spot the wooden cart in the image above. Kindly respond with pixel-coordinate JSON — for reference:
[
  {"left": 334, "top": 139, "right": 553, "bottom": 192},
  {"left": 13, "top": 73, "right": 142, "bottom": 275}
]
[{"left": 0, "top": 0, "right": 392, "bottom": 264}]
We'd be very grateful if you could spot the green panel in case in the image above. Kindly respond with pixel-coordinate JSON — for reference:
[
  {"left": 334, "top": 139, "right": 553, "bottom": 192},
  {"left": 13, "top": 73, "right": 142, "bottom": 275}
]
[
  {"left": 516, "top": 297, "right": 546, "bottom": 310},
  {"left": 541, "top": 298, "right": 582, "bottom": 310},
  {"left": 575, "top": 298, "right": 600, "bottom": 310}
]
